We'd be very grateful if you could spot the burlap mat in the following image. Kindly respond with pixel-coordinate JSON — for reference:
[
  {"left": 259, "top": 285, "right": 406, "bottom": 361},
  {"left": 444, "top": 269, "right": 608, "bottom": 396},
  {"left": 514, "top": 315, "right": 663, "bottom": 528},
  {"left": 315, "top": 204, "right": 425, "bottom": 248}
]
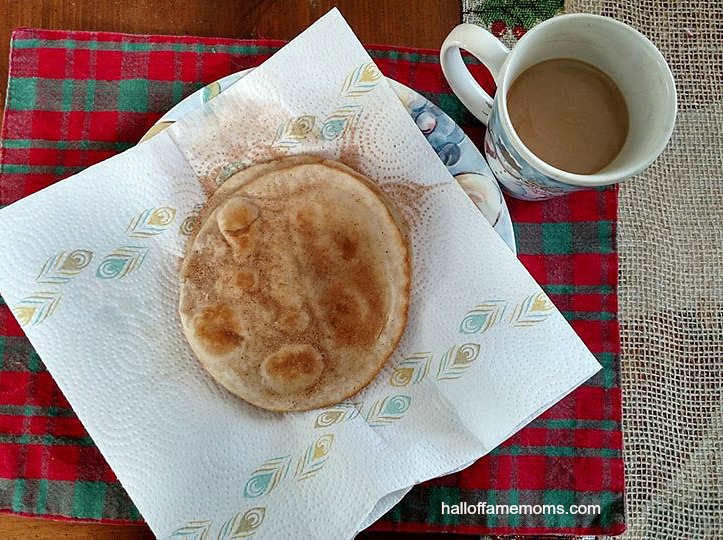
[
  {"left": 465, "top": 0, "right": 723, "bottom": 537},
  {"left": 563, "top": 2, "right": 723, "bottom": 538}
]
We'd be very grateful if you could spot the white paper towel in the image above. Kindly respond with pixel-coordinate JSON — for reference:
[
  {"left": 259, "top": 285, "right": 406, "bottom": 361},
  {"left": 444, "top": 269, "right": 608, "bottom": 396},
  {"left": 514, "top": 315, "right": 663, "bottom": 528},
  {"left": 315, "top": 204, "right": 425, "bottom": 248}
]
[{"left": 0, "top": 9, "right": 600, "bottom": 539}]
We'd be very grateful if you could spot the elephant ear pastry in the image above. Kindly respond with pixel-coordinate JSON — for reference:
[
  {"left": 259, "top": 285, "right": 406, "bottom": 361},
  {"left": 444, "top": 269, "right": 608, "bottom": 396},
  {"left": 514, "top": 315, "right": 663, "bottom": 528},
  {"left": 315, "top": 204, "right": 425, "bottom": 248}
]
[{"left": 179, "top": 158, "right": 411, "bottom": 412}]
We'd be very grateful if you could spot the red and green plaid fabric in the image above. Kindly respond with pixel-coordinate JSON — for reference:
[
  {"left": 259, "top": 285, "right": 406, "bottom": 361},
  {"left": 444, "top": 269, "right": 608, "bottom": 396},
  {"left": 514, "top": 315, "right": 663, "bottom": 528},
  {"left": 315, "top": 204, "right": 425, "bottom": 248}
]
[{"left": 0, "top": 28, "right": 625, "bottom": 536}]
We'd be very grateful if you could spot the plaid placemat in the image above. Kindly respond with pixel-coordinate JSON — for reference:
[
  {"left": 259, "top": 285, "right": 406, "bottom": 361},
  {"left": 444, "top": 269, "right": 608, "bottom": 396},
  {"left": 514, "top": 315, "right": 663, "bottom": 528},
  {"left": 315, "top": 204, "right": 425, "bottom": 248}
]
[{"left": 0, "top": 28, "right": 624, "bottom": 536}]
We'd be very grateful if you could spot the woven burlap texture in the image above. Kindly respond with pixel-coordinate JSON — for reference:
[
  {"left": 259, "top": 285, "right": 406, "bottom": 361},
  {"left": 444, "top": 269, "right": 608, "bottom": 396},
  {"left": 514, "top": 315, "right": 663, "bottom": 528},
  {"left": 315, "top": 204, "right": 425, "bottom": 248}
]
[
  {"left": 563, "top": 3, "right": 723, "bottom": 538},
  {"left": 464, "top": 1, "right": 723, "bottom": 537}
]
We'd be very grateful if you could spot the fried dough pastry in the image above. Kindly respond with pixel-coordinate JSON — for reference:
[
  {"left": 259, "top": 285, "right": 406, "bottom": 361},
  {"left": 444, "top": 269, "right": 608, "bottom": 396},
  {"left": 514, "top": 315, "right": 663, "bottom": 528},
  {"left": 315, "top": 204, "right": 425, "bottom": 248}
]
[{"left": 179, "top": 158, "right": 410, "bottom": 411}]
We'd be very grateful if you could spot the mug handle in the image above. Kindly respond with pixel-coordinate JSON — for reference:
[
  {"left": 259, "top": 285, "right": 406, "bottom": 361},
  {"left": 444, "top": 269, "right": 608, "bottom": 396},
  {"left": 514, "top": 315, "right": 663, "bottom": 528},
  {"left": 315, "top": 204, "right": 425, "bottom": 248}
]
[{"left": 440, "top": 24, "right": 510, "bottom": 125}]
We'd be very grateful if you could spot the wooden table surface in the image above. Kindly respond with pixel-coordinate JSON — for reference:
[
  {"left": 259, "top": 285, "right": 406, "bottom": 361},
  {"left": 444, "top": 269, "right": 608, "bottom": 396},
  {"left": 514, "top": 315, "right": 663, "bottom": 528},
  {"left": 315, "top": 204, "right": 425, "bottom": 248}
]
[{"left": 0, "top": 1, "right": 463, "bottom": 538}]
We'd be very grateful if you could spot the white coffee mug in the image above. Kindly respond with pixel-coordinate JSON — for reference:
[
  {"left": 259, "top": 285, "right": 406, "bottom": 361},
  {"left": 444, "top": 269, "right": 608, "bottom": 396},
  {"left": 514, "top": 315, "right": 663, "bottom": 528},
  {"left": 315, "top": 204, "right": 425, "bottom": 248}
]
[{"left": 440, "top": 15, "right": 677, "bottom": 200}]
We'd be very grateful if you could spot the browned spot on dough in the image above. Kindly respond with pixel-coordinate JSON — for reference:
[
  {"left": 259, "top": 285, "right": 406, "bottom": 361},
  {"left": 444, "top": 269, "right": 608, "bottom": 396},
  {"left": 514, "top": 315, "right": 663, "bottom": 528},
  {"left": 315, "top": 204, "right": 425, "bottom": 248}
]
[
  {"left": 217, "top": 198, "right": 261, "bottom": 260},
  {"left": 193, "top": 305, "right": 245, "bottom": 355},
  {"left": 261, "top": 344, "right": 323, "bottom": 394},
  {"left": 333, "top": 230, "right": 358, "bottom": 260},
  {"left": 289, "top": 201, "right": 324, "bottom": 233},
  {"left": 217, "top": 221, "right": 260, "bottom": 262},
  {"left": 320, "top": 273, "right": 383, "bottom": 347},
  {"left": 217, "top": 196, "right": 259, "bottom": 234},
  {"left": 236, "top": 269, "right": 257, "bottom": 291},
  {"left": 228, "top": 231, "right": 253, "bottom": 253}
]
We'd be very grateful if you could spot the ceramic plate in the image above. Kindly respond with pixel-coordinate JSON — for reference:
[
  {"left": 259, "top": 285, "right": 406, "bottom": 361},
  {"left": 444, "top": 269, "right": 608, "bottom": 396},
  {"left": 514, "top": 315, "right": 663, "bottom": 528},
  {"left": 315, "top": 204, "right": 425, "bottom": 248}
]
[{"left": 142, "top": 70, "right": 516, "bottom": 253}]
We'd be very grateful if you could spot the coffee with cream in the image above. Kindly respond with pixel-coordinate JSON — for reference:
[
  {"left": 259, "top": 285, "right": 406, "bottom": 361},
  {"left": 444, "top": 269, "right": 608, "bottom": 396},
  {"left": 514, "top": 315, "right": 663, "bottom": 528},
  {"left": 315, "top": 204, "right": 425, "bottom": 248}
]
[{"left": 507, "top": 58, "right": 629, "bottom": 175}]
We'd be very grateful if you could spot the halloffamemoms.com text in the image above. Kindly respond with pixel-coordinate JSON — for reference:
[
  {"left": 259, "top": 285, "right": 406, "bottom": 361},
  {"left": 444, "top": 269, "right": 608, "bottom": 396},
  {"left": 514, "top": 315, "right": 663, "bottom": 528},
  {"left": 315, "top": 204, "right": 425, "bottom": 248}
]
[{"left": 441, "top": 502, "right": 601, "bottom": 516}]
